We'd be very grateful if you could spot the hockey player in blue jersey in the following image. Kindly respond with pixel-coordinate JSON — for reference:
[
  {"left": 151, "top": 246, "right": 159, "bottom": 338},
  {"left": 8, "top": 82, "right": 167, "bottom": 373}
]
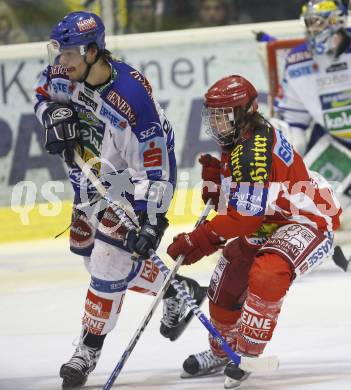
[
  {"left": 274, "top": 0, "right": 351, "bottom": 208},
  {"left": 34, "top": 11, "right": 206, "bottom": 388}
]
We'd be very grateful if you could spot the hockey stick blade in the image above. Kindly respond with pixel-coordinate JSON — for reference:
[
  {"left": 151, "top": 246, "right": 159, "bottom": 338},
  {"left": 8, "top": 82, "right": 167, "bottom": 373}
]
[
  {"left": 332, "top": 245, "right": 350, "bottom": 272},
  {"left": 150, "top": 251, "right": 279, "bottom": 374},
  {"left": 240, "top": 355, "right": 279, "bottom": 373}
]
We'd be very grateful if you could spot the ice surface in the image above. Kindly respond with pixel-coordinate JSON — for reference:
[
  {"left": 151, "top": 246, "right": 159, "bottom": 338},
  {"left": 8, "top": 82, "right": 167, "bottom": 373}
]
[{"left": 0, "top": 226, "right": 350, "bottom": 390}]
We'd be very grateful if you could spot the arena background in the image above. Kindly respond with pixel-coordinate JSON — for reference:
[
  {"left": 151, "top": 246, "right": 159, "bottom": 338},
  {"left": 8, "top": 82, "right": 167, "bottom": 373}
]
[{"left": 0, "top": 20, "right": 303, "bottom": 242}]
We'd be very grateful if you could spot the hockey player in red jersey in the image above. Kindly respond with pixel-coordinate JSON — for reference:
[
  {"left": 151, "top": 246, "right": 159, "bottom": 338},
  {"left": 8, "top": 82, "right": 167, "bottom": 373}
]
[{"left": 167, "top": 75, "right": 342, "bottom": 388}]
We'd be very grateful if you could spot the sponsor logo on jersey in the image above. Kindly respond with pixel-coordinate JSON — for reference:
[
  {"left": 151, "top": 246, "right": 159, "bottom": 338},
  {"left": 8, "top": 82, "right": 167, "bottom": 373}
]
[
  {"left": 90, "top": 277, "right": 127, "bottom": 293},
  {"left": 106, "top": 90, "right": 136, "bottom": 126},
  {"left": 241, "top": 309, "right": 273, "bottom": 331},
  {"left": 82, "top": 314, "right": 105, "bottom": 335},
  {"left": 70, "top": 212, "right": 94, "bottom": 249},
  {"left": 99, "top": 207, "right": 128, "bottom": 240},
  {"left": 232, "top": 192, "right": 264, "bottom": 214},
  {"left": 288, "top": 63, "right": 319, "bottom": 78},
  {"left": 85, "top": 290, "right": 112, "bottom": 319},
  {"left": 286, "top": 50, "right": 312, "bottom": 65},
  {"left": 323, "top": 109, "right": 351, "bottom": 132},
  {"left": 229, "top": 182, "right": 267, "bottom": 216},
  {"left": 208, "top": 255, "right": 229, "bottom": 302},
  {"left": 273, "top": 129, "right": 294, "bottom": 166},
  {"left": 78, "top": 91, "right": 98, "bottom": 111},
  {"left": 326, "top": 62, "right": 348, "bottom": 73},
  {"left": 139, "top": 123, "right": 160, "bottom": 141},
  {"left": 79, "top": 111, "right": 100, "bottom": 126},
  {"left": 249, "top": 134, "right": 269, "bottom": 182},
  {"left": 298, "top": 234, "right": 333, "bottom": 275},
  {"left": 77, "top": 16, "right": 97, "bottom": 32},
  {"left": 70, "top": 224, "right": 90, "bottom": 238},
  {"left": 316, "top": 73, "right": 350, "bottom": 89},
  {"left": 162, "top": 117, "right": 172, "bottom": 134},
  {"left": 130, "top": 70, "right": 153, "bottom": 97},
  {"left": 79, "top": 126, "right": 103, "bottom": 156},
  {"left": 140, "top": 259, "right": 159, "bottom": 283},
  {"left": 100, "top": 103, "right": 127, "bottom": 130},
  {"left": 143, "top": 141, "right": 162, "bottom": 167},
  {"left": 307, "top": 235, "right": 333, "bottom": 268},
  {"left": 263, "top": 225, "right": 318, "bottom": 268},
  {"left": 319, "top": 89, "right": 351, "bottom": 110},
  {"left": 51, "top": 80, "right": 69, "bottom": 94},
  {"left": 230, "top": 144, "right": 244, "bottom": 182},
  {"left": 50, "top": 65, "right": 67, "bottom": 76},
  {"left": 239, "top": 302, "right": 275, "bottom": 342}
]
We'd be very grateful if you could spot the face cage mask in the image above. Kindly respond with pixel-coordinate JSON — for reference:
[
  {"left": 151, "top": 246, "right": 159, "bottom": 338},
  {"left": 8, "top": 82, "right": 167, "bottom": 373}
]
[
  {"left": 47, "top": 40, "right": 88, "bottom": 66},
  {"left": 303, "top": 12, "right": 347, "bottom": 55},
  {"left": 202, "top": 106, "right": 244, "bottom": 147}
]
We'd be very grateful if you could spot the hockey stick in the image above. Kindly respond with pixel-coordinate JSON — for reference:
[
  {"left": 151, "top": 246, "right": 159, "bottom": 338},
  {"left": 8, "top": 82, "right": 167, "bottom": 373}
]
[
  {"left": 73, "top": 150, "right": 138, "bottom": 230},
  {"left": 73, "top": 152, "right": 278, "bottom": 375},
  {"left": 332, "top": 245, "right": 351, "bottom": 272},
  {"left": 149, "top": 251, "right": 279, "bottom": 373},
  {"left": 72, "top": 150, "right": 214, "bottom": 389},
  {"left": 102, "top": 201, "right": 212, "bottom": 390}
]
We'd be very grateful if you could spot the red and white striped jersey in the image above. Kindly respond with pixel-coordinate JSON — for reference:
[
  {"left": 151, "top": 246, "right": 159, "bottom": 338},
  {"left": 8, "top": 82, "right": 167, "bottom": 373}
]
[{"left": 208, "top": 122, "right": 342, "bottom": 240}]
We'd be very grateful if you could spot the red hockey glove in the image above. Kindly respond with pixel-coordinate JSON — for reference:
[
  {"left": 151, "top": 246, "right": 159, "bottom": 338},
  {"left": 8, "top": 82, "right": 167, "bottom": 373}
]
[
  {"left": 199, "top": 154, "right": 221, "bottom": 209},
  {"left": 167, "top": 222, "right": 225, "bottom": 265}
]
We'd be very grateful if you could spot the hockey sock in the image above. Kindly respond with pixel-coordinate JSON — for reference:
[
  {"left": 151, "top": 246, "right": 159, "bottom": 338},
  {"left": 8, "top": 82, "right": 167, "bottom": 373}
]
[{"left": 83, "top": 330, "right": 107, "bottom": 350}]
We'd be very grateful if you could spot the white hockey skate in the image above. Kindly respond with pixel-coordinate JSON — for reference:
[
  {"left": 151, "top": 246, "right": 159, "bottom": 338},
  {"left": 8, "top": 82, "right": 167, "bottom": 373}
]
[
  {"left": 181, "top": 349, "right": 229, "bottom": 378},
  {"left": 60, "top": 342, "right": 102, "bottom": 388},
  {"left": 224, "top": 362, "right": 251, "bottom": 389}
]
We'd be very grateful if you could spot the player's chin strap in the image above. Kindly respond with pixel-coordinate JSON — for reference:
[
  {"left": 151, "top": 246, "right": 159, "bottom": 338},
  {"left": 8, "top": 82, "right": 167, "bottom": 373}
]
[{"left": 79, "top": 50, "right": 101, "bottom": 83}]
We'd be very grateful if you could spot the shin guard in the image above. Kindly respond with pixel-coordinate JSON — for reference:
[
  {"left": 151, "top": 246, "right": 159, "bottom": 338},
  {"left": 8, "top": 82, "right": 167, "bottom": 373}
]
[
  {"left": 209, "top": 302, "right": 240, "bottom": 358},
  {"left": 236, "top": 290, "right": 282, "bottom": 356}
]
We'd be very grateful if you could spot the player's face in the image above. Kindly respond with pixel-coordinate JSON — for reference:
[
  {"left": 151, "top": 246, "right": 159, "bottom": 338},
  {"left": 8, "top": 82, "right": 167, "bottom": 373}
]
[
  {"left": 202, "top": 105, "right": 238, "bottom": 146},
  {"left": 59, "top": 48, "right": 87, "bottom": 81},
  {"left": 305, "top": 14, "right": 328, "bottom": 37},
  {"left": 209, "top": 109, "right": 234, "bottom": 134}
]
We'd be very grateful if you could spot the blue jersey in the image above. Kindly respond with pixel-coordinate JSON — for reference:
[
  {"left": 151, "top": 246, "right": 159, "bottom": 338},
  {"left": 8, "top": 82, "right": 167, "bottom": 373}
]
[
  {"left": 275, "top": 37, "right": 351, "bottom": 151},
  {"left": 34, "top": 59, "right": 176, "bottom": 212}
]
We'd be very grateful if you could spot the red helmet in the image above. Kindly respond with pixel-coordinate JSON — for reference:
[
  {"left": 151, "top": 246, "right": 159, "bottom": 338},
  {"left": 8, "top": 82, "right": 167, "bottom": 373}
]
[
  {"left": 202, "top": 75, "right": 258, "bottom": 146},
  {"left": 205, "top": 75, "right": 258, "bottom": 110}
]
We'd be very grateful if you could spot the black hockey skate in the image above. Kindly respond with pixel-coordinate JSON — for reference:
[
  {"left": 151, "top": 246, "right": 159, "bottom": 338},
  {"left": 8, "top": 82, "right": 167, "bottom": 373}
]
[
  {"left": 160, "top": 275, "right": 207, "bottom": 341},
  {"left": 181, "top": 349, "right": 229, "bottom": 378},
  {"left": 224, "top": 362, "right": 251, "bottom": 389},
  {"left": 60, "top": 343, "right": 102, "bottom": 388}
]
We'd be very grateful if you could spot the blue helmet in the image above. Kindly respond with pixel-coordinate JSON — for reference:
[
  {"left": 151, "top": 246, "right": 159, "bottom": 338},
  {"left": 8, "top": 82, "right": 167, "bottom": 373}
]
[{"left": 50, "top": 11, "right": 105, "bottom": 50}]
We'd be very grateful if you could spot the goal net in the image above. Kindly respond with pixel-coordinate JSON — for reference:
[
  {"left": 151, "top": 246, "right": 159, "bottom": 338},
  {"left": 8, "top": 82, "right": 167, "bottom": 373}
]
[{"left": 257, "top": 38, "right": 304, "bottom": 115}]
